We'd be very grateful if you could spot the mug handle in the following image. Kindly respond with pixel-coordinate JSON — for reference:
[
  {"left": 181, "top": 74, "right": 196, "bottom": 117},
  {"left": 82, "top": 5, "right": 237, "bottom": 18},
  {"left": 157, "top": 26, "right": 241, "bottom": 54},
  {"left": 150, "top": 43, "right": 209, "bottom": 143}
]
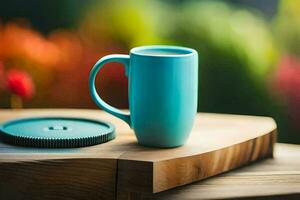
[{"left": 89, "top": 54, "right": 131, "bottom": 126}]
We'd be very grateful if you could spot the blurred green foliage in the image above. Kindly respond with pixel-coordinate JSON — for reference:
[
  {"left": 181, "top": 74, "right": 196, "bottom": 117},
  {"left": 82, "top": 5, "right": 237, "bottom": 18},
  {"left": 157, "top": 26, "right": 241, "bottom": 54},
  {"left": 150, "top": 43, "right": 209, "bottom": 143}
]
[
  {"left": 274, "top": 0, "right": 300, "bottom": 56},
  {"left": 80, "top": 0, "right": 169, "bottom": 48},
  {"left": 169, "top": 1, "right": 278, "bottom": 115}
]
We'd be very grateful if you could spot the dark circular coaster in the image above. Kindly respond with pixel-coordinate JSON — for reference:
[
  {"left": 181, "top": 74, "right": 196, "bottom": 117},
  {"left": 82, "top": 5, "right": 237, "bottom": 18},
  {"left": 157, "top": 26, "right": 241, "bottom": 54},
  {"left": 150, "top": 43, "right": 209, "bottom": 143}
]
[{"left": 0, "top": 117, "right": 115, "bottom": 148}]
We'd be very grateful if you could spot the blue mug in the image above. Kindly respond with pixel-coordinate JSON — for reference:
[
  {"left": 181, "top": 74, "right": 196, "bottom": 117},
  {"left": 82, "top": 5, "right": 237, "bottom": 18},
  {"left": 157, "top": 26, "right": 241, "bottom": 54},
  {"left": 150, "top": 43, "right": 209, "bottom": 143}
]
[{"left": 89, "top": 45, "right": 198, "bottom": 147}]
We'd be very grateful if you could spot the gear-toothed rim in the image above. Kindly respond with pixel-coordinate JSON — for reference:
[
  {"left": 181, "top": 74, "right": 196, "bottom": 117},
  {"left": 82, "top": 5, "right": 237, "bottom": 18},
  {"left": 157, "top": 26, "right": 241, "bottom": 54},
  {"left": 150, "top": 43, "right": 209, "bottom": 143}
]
[{"left": 0, "top": 117, "right": 115, "bottom": 148}]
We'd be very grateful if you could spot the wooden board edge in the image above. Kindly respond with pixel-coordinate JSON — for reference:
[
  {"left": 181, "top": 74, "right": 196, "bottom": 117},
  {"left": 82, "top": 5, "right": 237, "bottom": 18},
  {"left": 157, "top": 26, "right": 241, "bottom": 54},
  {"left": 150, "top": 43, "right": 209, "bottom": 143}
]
[
  {"left": 152, "top": 129, "right": 277, "bottom": 193},
  {"left": 0, "top": 158, "right": 118, "bottom": 200}
]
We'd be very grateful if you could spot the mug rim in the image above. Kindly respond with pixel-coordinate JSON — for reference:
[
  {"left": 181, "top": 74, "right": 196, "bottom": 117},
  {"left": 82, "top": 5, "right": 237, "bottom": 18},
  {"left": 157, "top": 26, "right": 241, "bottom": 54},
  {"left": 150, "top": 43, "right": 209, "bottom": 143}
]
[{"left": 130, "top": 45, "right": 197, "bottom": 58}]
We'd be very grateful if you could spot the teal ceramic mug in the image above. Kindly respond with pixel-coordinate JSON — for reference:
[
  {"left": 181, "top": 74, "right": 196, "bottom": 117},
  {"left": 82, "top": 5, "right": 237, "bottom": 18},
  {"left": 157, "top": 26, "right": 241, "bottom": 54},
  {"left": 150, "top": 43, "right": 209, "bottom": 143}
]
[{"left": 89, "top": 45, "right": 198, "bottom": 147}]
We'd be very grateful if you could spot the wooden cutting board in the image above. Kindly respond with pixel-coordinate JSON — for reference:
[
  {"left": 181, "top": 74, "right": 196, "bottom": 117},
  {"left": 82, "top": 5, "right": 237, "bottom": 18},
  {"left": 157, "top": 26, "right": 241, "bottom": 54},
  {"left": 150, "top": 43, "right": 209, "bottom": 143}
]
[{"left": 0, "top": 109, "right": 276, "bottom": 200}]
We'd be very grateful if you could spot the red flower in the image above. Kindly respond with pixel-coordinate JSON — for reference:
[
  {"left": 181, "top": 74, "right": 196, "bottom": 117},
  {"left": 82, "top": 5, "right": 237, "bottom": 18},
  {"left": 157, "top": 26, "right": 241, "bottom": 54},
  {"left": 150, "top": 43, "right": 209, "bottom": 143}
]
[
  {"left": 273, "top": 55, "right": 300, "bottom": 127},
  {"left": 5, "top": 69, "right": 35, "bottom": 99},
  {"left": 274, "top": 55, "right": 300, "bottom": 98}
]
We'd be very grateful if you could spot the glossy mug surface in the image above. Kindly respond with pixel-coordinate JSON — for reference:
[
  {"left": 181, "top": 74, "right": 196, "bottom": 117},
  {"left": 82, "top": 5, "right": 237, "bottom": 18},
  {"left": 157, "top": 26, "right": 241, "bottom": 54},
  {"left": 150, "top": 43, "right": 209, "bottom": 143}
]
[{"left": 89, "top": 45, "right": 198, "bottom": 147}]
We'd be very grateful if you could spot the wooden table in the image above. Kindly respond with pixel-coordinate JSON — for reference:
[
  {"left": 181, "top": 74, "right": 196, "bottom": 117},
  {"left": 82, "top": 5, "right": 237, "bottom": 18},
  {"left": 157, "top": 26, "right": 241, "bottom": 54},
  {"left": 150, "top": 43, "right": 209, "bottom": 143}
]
[
  {"left": 0, "top": 109, "right": 299, "bottom": 199},
  {"left": 156, "top": 143, "right": 300, "bottom": 200}
]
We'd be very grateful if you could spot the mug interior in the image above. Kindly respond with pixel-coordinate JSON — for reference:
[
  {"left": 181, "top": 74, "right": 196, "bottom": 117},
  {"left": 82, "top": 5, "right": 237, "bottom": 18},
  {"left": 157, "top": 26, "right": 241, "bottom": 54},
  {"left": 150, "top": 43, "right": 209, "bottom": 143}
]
[{"left": 130, "top": 45, "right": 196, "bottom": 57}]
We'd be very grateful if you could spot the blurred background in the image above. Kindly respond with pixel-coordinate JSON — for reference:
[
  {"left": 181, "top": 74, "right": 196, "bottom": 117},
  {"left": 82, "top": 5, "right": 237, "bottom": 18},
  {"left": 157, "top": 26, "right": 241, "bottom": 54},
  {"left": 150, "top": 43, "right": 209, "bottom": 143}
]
[{"left": 0, "top": 0, "right": 299, "bottom": 144}]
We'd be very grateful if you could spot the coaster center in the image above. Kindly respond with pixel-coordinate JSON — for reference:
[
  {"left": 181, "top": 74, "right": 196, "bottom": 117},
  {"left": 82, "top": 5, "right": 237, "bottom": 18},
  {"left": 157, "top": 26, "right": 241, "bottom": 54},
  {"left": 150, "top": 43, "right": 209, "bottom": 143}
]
[{"left": 48, "top": 126, "right": 68, "bottom": 131}]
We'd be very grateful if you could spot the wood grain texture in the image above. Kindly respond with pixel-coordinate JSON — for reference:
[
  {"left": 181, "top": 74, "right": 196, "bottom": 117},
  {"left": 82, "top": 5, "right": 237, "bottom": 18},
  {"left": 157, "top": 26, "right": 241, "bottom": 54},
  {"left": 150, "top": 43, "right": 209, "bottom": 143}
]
[
  {"left": 0, "top": 158, "right": 117, "bottom": 200},
  {"left": 155, "top": 144, "right": 300, "bottom": 200},
  {"left": 0, "top": 109, "right": 277, "bottom": 200}
]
